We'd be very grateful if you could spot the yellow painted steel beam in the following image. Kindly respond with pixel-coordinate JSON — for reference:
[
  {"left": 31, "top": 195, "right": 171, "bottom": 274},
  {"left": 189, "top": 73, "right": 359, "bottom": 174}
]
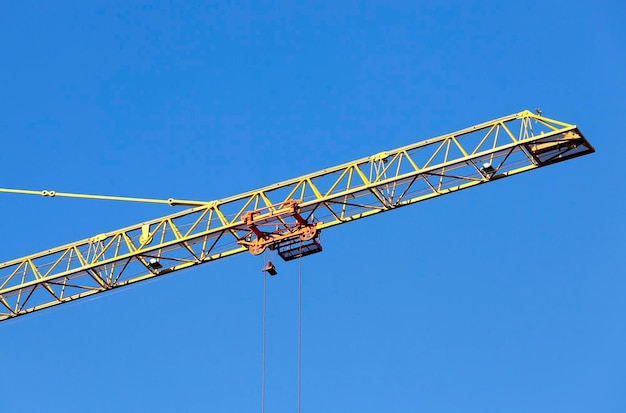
[{"left": 0, "top": 110, "right": 594, "bottom": 321}]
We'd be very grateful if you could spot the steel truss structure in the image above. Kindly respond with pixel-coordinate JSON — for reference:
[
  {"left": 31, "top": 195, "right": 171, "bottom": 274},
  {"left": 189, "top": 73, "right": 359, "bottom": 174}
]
[{"left": 0, "top": 110, "right": 594, "bottom": 321}]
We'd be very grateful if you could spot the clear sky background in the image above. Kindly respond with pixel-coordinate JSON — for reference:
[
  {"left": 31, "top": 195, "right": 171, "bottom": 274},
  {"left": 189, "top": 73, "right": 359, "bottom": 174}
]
[{"left": 0, "top": 1, "right": 624, "bottom": 412}]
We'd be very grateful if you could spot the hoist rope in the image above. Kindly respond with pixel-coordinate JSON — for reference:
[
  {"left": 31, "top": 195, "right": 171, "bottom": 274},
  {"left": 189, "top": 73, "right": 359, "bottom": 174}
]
[
  {"left": 297, "top": 248, "right": 303, "bottom": 413},
  {"left": 261, "top": 252, "right": 267, "bottom": 413}
]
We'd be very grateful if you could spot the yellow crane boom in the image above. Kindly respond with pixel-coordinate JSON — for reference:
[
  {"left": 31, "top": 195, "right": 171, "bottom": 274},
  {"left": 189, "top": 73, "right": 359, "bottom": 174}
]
[{"left": 0, "top": 110, "right": 594, "bottom": 321}]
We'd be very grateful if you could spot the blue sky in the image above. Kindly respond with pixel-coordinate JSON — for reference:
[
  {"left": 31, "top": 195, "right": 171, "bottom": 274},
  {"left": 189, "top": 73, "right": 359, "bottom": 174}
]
[{"left": 0, "top": 1, "right": 624, "bottom": 412}]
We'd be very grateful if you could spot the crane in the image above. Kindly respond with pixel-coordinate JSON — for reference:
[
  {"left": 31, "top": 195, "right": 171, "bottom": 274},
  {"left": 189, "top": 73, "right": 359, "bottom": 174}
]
[{"left": 0, "top": 110, "right": 594, "bottom": 322}]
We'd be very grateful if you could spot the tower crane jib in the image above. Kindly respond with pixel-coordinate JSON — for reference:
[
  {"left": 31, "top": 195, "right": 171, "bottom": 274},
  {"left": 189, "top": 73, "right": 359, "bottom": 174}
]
[{"left": 0, "top": 110, "right": 594, "bottom": 322}]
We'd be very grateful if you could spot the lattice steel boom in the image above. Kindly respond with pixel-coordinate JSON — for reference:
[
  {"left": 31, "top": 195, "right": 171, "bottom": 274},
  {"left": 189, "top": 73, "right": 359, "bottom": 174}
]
[{"left": 0, "top": 110, "right": 594, "bottom": 321}]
